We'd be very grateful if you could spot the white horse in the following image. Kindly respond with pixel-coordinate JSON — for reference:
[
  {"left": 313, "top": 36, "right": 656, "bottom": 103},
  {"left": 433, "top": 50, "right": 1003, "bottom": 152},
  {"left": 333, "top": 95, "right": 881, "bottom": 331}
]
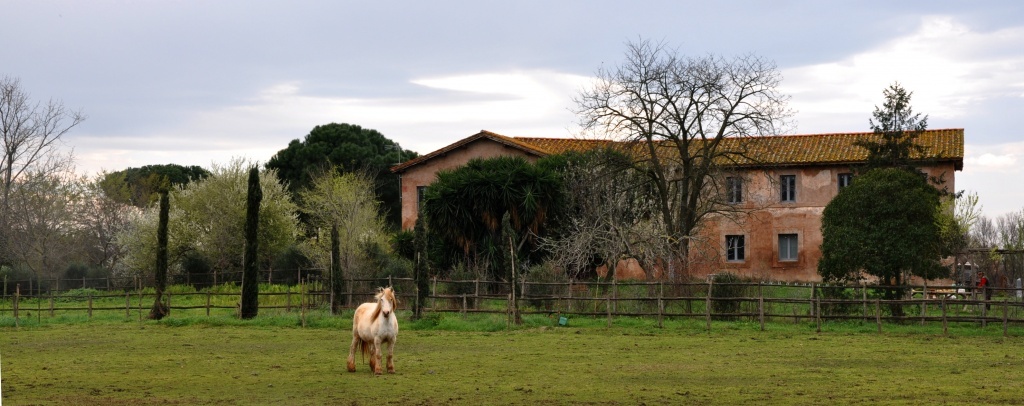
[{"left": 347, "top": 287, "right": 399, "bottom": 375}]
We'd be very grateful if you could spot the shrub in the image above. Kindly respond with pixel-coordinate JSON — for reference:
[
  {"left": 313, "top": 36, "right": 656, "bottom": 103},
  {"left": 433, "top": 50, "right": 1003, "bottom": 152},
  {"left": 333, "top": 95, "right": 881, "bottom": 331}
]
[{"left": 709, "top": 272, "right": 755, "bottom": 320}]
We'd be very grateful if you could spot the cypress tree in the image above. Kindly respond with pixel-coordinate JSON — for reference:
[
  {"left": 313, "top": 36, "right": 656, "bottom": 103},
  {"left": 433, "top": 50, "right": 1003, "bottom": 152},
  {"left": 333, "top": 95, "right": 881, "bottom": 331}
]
[
  {"left": 330, "top": 223, "right": 344, "bottom": 314},
  {"left": 148, "top": 189, "right": 170, "bottom": 319},
  {"left": 240, "top": 167, "right": 262, "bottom": 319}
]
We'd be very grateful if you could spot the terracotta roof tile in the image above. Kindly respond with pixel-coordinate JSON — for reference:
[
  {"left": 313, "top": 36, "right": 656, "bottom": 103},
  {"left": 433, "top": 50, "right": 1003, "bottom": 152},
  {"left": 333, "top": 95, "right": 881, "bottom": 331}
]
[{"left": 392, "top": 129, "right": 964, "bottom": 173}]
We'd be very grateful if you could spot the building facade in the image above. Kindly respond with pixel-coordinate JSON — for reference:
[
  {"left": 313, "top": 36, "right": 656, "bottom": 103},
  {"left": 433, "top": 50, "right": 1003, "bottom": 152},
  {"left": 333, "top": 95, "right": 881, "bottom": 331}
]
[{"left": 392, "top": 129, "right": 964, "bottom": 282}]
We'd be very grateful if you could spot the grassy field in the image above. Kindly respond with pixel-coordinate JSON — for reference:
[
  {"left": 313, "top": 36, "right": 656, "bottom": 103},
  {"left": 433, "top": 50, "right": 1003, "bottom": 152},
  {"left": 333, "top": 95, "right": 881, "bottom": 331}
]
[{"left": 2, "top": 313, "right": 1024, "bottom": 405}]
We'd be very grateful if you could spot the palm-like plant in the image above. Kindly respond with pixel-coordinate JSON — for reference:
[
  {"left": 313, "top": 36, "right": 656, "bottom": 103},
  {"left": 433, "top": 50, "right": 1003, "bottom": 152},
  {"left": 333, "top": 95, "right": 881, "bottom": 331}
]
[{"left": 422, "top": 156, "right": 563, "bottom": 279}]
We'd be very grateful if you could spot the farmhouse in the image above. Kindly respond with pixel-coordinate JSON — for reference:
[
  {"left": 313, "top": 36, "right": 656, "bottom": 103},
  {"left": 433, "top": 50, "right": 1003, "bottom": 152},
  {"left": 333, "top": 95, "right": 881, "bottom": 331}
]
[{"left": 392, "top": 129, "right": 964, "bottom": 282}]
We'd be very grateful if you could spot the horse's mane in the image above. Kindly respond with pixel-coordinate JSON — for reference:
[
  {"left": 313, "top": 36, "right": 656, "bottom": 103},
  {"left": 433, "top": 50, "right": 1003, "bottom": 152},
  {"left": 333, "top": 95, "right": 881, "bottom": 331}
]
[{"left": 369, "top": 287, "right": 397, "bottom": 320}]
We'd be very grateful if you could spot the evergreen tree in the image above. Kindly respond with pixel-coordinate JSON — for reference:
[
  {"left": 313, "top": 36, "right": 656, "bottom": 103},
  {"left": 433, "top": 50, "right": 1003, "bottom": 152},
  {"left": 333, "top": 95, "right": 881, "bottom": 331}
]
[
  {"left": 855, "top": 83, "right": 929, "bottom": 171},
  {"left": 240, "top": 167, "right": 262, "bottom": 319},
  {"left": 148, "top": 190, "right": 170, "bottom": 320}
]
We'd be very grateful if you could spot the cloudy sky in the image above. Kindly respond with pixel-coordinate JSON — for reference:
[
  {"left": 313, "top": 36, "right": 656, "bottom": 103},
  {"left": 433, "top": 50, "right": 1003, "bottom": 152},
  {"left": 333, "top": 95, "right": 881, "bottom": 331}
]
[{"left": 3, "top": 1, "right": 1023, "bottom": 218}]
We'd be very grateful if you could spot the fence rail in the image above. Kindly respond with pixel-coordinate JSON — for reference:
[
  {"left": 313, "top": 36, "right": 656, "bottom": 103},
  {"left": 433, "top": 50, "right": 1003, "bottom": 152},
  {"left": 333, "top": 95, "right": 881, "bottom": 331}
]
[{"left": 3, "top": 276, "right": 1024, "bottom": 334}]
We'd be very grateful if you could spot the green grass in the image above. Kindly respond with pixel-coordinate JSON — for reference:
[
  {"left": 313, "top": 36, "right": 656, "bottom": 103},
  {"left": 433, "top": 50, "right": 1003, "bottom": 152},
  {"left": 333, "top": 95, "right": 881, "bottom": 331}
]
[{"left": 2, "top": 313, "right": 1024, "bottom": 405}]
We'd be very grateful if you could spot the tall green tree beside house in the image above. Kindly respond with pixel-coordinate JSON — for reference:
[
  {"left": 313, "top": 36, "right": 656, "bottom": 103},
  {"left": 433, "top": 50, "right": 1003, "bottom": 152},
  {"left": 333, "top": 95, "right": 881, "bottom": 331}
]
[
  {"left": 855, "top": 82, "right": 929, "bottom": 172},
  {"left": 819, "top": 83, "right": 944, "bottom": 316},
  {"left": 421, "top": 156, "right": 563, "bottom": 281},
  {"left": 818, "top": 168, "right": 945, "bottom": 284}
]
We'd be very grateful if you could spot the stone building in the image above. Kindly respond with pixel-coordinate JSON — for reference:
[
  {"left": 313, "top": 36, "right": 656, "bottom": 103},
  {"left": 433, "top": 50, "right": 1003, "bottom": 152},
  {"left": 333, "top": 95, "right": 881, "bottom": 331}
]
[{"left": 391, "top": 129, "right": 964, "bottom": 281}]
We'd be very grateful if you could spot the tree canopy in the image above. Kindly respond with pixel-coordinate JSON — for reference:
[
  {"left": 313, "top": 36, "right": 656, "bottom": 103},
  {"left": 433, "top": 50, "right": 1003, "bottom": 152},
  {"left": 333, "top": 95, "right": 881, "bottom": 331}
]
[
  {"left": 422, "top": 155, "right": 564, "bottom": 279},
  {"left": 856, "top": 82, "right": 929, "bottom": 172},
  {"left": 574, "top": 38, "right": 792, "bottom": 280},
  {"left": 265, "top": 123, "right": 416, "bottom": 228},
  {"left": 818, "top": 167, "right": 944, "bottom": 284},
  {"left": 116, "top": 159, "right": 298, "bottom": 280},
  {"left": 100, "top": 164, "right": 210, "bottom": 207},
  {"left": 297, "top": 170, "right": 388, "bottom": 281}
]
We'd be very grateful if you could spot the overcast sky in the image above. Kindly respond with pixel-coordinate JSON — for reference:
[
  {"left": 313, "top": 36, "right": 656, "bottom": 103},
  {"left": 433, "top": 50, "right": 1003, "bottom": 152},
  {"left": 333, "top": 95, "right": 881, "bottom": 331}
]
[{"left": 3, "top": 1, "right": 1023, "bottom": 218}]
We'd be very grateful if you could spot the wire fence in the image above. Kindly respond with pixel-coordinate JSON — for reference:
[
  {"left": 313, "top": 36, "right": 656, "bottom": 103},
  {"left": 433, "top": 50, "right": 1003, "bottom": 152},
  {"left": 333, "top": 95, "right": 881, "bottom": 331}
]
[{"left": 3, "top": 275, "right": 1024, "bottom": 335}]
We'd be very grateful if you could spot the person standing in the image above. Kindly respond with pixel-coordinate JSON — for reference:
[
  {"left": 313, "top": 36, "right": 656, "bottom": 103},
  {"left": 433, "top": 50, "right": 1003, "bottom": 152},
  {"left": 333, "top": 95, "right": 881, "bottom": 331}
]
[{"left": 976, "top": 271, "right": 991, "bottom": 310}]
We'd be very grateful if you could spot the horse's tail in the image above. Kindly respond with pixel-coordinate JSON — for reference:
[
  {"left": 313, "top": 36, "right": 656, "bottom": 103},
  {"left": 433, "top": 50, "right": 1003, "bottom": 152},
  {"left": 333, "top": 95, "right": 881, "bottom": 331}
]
[{"left": 359, "top": 338, "right": 372, "bottom": 363}]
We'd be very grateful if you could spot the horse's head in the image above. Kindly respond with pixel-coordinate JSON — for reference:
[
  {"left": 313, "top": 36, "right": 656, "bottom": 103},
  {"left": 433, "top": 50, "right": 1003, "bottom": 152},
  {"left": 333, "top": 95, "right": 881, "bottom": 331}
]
[{"left": 375, "top": 286, "right": 397, "bottom": 319}]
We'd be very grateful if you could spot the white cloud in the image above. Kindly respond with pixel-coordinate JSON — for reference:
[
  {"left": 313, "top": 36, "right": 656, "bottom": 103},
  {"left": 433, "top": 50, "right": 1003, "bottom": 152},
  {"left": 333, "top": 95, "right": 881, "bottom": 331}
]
[
  {"left": 784, "top": 15, "right": 1024, "bottom": 133},
  {"left": 964, "top": 142, "right": 1024, "bottom": 171},
  {"left": 70, "top": 70, "right": 590, "bottom": 175}
]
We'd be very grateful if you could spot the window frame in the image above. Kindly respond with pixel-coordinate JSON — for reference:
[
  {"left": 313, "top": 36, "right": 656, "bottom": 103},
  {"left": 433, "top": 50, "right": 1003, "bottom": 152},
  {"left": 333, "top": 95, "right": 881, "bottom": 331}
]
[
  {"left": 778, "top": 233, "right": 798, "bottom": 262},
  {"left": 416, "top": 185, "right": 427, "bottom": 213},
  {"left": 726, "top": 176, "right": 743, "bottom": 204},
  {"left": 726, "top": 235, "right": 745, "bottom": 262},
  {"left": 780, "top": 174, "right": 797, "bottom": 202},
  {"left": 838, "top": 172, "right": 853, "bottom": 191}
]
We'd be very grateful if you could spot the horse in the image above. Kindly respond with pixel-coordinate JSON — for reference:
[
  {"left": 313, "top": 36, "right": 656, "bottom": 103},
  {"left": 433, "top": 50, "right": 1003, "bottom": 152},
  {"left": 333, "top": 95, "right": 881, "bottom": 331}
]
[{"left": 347, "top": 286, "right": 399, "bottom": 375}]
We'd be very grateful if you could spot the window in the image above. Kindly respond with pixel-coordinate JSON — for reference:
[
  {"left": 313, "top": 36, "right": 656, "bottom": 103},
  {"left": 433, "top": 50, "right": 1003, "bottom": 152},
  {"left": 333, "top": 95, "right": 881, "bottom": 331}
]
[
  {"left": 416, "top": 186, "right": 426, "bottom": 212},
  {"left": 779, "top": 234, "right": 798, "bottom": 262},
  {"left": 780, "top": 175, "right": 796, "bottom": 202},
  {"left": 726, "top": 235, "right": 745, "bottom": 262},
  {"left": 726, "top": 177, "right": 743, "bottom": 204},
  {"left": 838, "top": 173, "right": 853, "bottom": 191}
]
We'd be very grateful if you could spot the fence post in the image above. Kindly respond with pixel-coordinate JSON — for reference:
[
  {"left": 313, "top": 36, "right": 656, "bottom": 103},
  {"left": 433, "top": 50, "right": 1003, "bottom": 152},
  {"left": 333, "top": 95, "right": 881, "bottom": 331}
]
[
  {"left": 474, "top": 279, "right": 480, "bottom": 310},
  {"left": 810, "top": 283, "right": 816, "bottom": 319},
  {"left": 612, "top": 278, "right": 618, "bottom": 314},
  {"left": 921, "top": 280, "right": 928, "bottom": 326},
  {"left": 206, "top": 291, "right": 212, "bottom": 317},
  {"left": 13, "top": 284, "right": 19, "bottom": 327},
  {"left": 705, "top": 278, "right": 713, "bottom": 332},
  {"left": 301, "top": 276, "right": 307, "bottom": 328},
  {"left": 875, "top": 299, "right": 882, "bottom": 334},
  {"left": 606, "top": 295, "right": 612, "bottom": 328},
  {"left": 981, "top": 288, "right": 988, "bottom": 328},
  {"left": 758, "top": 282, "right": 765, "bottom": 331},
  {"left": 137, "top": 281, "right": 144, "bottom": 322},
  {"left": 941, "top": 295, "right": 948, "bottom": 336},
  {"left": 567, "top": 280, "right": 573, "bottom": 313},
  {"left": 815, "top": 293, "right": 821, "bottom": 334},
  {"left": 657, "top": 282, "right": 664, "bottom": 329},
  {"left": 125, "top": 292, "right": 130, "bottom": 319},
  {"left": 49, "top": 290, "right": 54, "bottom": 317},
  {"left": 462, "top": 294, "right": 467, "bottom": 318},
  {"left": 862, "top": 282, "right": 868, "bottom": 323},
  {"left": 88, "top": 293, "right": 93, "bottom": 319},
  {"left": 1003, "top": 300, "right": 1009, "bottom": 337}
]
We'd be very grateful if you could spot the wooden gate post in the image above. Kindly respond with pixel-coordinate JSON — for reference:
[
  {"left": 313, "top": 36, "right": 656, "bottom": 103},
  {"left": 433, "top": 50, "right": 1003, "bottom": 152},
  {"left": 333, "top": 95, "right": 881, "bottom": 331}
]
[{"left": 705, "top": 279, "right": 713, "bottom": 332}]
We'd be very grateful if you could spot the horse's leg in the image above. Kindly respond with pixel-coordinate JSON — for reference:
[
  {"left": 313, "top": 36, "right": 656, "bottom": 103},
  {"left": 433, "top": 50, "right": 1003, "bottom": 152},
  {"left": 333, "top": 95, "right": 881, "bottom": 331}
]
[
  {"left": 386, "top": 338, "right": 396, "bottom": 374},
  {"left": 346, "top": 335, "right": 360, "bottom": 372},
  {"left": 372, "top": 337, "right": 384, "bottom": 375}
]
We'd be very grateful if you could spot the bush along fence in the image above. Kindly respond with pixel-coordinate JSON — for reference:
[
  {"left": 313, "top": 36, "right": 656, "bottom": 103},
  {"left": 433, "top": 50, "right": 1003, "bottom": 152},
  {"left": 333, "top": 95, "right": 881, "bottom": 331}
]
[{"left": 3, "top": 275, "right": 1024, "bottom": 335}]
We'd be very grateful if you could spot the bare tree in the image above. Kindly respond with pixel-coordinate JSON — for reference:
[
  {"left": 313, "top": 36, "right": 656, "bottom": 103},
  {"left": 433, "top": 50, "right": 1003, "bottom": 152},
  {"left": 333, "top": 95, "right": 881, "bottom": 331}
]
[
  {"left": 4, "top": 170, "right": 88, "bottom": 281},
  {"left": 0, "top": 76, "right": 84, "bottom": 261},
  {"left": 79, "top": 173, "right": 136, "bottom": 272},
  {"left": 575, "top": 39, "right": 792, "bottom": 279},
  {"left": 540, "top": 150, "right": 668, "bottom": 281}
]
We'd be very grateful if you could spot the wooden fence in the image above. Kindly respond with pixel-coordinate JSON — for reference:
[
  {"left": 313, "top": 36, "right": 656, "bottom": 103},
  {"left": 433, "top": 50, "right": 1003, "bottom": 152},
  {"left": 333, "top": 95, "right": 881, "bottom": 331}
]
[{"left": 3, "top": 277, "right": 1024, "bottom": 335}]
